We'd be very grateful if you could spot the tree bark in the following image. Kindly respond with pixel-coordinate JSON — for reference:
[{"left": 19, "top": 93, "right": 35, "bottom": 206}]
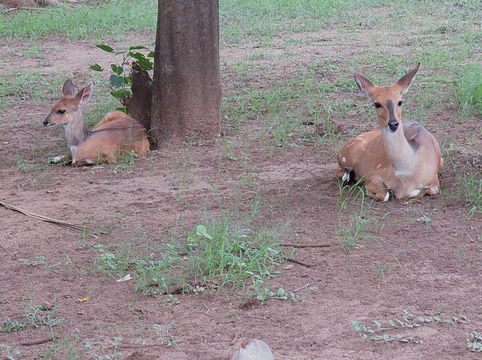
[{"left": 151, "top": 0, "right": 221, "bottom": 146}]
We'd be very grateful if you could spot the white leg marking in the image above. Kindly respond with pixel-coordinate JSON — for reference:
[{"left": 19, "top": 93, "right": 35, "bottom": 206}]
[
  {"left": 383, "top": 192, "right": 390, "bottom": 202},
  {"left": 51, "top": 155, "right": 65, "bottom": 164},
  {"left": 342, "top": 171, "right": 350, "bottom": 183},
  {"left": 85, "top": 159, "right": 94, "bottom": 165},
  {"left": 408, "top": 189, "right": 421, "bottom": 198}
]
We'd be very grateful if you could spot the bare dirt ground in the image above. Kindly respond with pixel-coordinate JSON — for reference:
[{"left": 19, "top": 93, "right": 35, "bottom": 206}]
[{"left": 0, "top": 30, "right": 480, "bottom": 360}]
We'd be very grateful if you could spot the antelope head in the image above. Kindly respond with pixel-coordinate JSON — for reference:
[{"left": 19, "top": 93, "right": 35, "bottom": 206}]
[
  {"left": 352, "top": 63, "right": 420, "bottom": 133},
  {"left": 43, "top": 80, "right": 93, "bottom": 128}
]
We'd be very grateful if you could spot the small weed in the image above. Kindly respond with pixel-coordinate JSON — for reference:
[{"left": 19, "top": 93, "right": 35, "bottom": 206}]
[
  {"left": 84, "top": 337, "right": 123, "bottom": 360},
  {"left": 111, "top": 151, "right": 139, "bottom": 173},
  {"left": 351, "top": 310, "right": 469, "bottom": 344},
  {"left": 415, "top": 215, "right": 432, "bottom": 223},
  {"left": 0, "top": 344, "right": 21, "bottom": 360},
  {"left": 1, "top": 298, "right": 64, "bottom": 339},
  {"left": 17, "top": 256, "right": 47, "bottom": 267},
  {"left": 24, "top": 297, "right": 65, "bottom": 339},
  {"left": 153, "top": 322, "right": 177, "bottom": 347},
  {"left": 1, "top": 318, "right": 27, "bottom": 333},
  {"left": 467, "top": 332, "right": 482, "bottom": 352},
  {"left": 163, "top": 294, "right": 180, "bottom": 307},
  {"left": 251, "top": 280, "right": 302, "bottom": 302}
]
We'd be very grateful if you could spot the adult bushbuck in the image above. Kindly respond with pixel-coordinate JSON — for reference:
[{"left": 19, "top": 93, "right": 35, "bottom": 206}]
[
  {"left": 337, "top": 63, "right": 442, "bottom": 201},
  {"left": 43, "top": 80, "right": 149, "bottom": 166}
]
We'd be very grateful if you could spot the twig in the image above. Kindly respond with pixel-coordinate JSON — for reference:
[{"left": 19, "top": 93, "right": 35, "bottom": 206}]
[
  {"left": 0, "top": 199, "right": 108, "bottom": 235},
  {"left": 290, "top": 284, "right": 311, "bottom": 293},
  {"left": 287, "top": 258, "right": 313, "bottom": 268},
  {"left": 203, "top": 303, "right": 212, "bottom": 315},
  {"left": 21, "top": 337, "right": 53, "bottom": 346},
  {"left": 64, "top": 253, "right": 80, "bottom": 277},
  {"left": 0, "top": 244, "right": 17, "bottom": 259},
  {"left": 4, "top": 7, "right": 55, "bottom": 13},
  {"left": 281, "top": 243, "right": 331, "bottom": 248},
  {"left": 117, "top": 344, "right": 164, "bottom": 349}
]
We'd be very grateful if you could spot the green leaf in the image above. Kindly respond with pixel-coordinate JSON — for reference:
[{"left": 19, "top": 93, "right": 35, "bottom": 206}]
[
  {"left": 110, "top": 88, "right": 131, "bottom": 99},
  {"left": 137, "top": 57, "right": 153, "bottom": 71},
  {"left": 109, "top": 74, "right": 125, "bottom": 88},
  {"left": 89, "top": 64, "right": 103, "bottom": 71},
  {"left": 195, "top": 225, "right": 212, "bottom": 240},
  {"left": 96, "top": 44, "right": 114, "bottom": 52},
  {"left": 129, "top": 45, "right": 147, "bottom": 50},
  {"left": 129, "top": 52, "right": 153, "bottom": 70},
  {"left": 111, "top": 64, "right": 124, "bottom": 75},
  {"left": 115, "top": 107, "right": 128, "bottom": 114},
  {"left": 147, "top": 51, "right": 155, "bottom": 57}
]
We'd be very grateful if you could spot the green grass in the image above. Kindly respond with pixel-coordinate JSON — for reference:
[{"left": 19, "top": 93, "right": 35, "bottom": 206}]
[
  {"left": 94, "top": 198, "right": 287, "bottom": 295},
  {"left": 456, "top": 64, "right": 482, "bottom": 117},
  {"left": 336, "top": 180, "right": 382, "bottom": 253},
  {"left": 0, "top": 0, "right": 157, "bottom": 40},
  {"left": 457, "top": 173, "right": 482, "bottom": 215}
]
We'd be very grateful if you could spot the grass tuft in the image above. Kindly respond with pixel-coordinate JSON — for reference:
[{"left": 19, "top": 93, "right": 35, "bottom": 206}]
[
  {"left": 455, "top": 64, "right": 482, "bottom": 117},
  {"left": 94, "top": 198, "right": 287, "bottom": 294}
]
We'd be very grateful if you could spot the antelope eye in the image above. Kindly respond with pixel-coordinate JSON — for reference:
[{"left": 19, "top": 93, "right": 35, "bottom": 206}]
[
  {"left": 374, "top": 102, "right": 382, "bottom": 109},
  {"left": 57, "top": 109, "right": 66, "bottom": 114},
  {"left": 398, "top": 101, "right": 403, "bottom": 106}
]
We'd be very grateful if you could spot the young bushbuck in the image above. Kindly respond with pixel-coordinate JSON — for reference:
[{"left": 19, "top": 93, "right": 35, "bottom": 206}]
[
  {"left": 337, "top": 63, "right": 442, "bottom": 201},
  {"left": 43, "top": 80, "right": 149, "bottom": 166}
]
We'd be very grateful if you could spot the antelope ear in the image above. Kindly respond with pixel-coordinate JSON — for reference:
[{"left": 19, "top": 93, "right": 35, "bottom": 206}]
[
  {"left": 397, "top": 63, "right": 420, "bottom": 95},
  {"left": 353, "top": 71, "right": 375, "bottom": 97},
  {"left": 62, "top": 79, "right": 75, "bottom": 96},
  {"left": 77, "top": 82, "right": 94, "bottom": 104}
]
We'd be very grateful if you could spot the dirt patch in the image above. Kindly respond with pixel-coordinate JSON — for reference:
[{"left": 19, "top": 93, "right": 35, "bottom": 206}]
[{"left": 0, "top": 28, "right": 481, "bottom": 360}]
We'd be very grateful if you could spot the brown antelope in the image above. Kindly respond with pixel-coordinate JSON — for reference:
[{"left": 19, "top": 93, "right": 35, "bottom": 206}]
[
  {"left": 337, "top": 63, "right": 442, "bottom": 201},
  {"left": 43, "top": 80, "right": 149, "bottom": 166}
]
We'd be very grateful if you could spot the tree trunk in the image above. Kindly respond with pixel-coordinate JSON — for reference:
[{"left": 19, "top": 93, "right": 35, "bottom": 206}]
[{"left": 151, "top": 0, "right": 221, "bottom": 146}]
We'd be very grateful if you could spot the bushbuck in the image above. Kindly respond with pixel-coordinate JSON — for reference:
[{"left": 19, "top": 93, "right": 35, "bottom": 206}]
[
  {"left": 337, "top": 63, "right": 442, "bottom": 201},
  {"left": 43, "top": 80, "right": 149, "bottom": 166}
]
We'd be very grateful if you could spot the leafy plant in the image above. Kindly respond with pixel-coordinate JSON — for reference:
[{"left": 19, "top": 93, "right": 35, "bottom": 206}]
[
  {"left": 468, "top": 332, "right": 482, "bottom": 352},
  {"left": 351, "top": 310, "right": 469, "bottom": 344},
  {"left": 0, "top": 344, "right": 21, "bottom": 360},
  {"left": 251, "top": 280, "right": 302, "bottom": 302},
  {"left": 90, "top": 44, "right": 153, "bottom": 107},
  {"left": 17, "top": 256, "right": 47, "bottom": 267},
  {"left": 153, "top": 322, "right": 177, "bottom": 347},
  {"left": 1, "top": 318, "right": 27, "bottom": 333}
]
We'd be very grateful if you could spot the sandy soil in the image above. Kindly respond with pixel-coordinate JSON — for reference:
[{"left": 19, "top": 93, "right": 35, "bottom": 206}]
[{"left": 0, "top": 30, "right": 480, "bottom": 360}]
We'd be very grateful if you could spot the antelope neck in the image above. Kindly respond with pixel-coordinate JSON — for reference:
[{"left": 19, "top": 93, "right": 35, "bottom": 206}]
[
  {"left": 65, "top": 111, "right": 89, "bottom": 147},
  {"left": 382, "top": 119, "right": 416, "bottom": 176}
]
